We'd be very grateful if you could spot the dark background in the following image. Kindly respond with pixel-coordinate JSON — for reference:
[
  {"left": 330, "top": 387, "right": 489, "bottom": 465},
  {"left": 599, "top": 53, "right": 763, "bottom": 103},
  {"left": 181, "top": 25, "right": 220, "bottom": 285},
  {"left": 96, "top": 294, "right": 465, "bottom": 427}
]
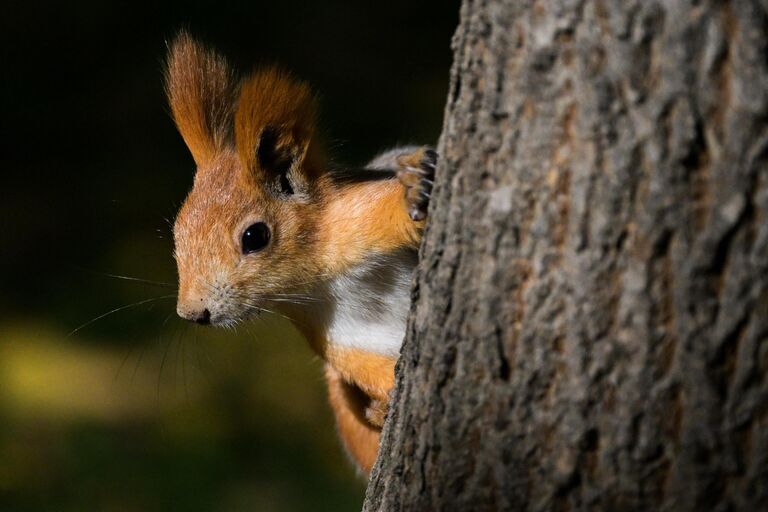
[{"left": 0, "top": 2, "right": 457, "bottom": 510}]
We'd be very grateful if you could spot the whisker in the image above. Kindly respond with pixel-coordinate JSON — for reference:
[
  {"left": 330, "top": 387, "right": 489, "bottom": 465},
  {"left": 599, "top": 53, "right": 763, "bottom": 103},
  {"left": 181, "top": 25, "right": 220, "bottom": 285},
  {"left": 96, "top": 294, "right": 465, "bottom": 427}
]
[
  {"left": 74, "top": 266, "right": 177, "bottom": 289},
  {"left": 96, "top": 272, "right": 176, "bottom": 289},
  {"left": 236, "top": 300, "right": 295, "bottom": 323},
  {"left": 135, "top": 312, "right": 174, "bottom": 383},
  {"left": 114, "top": 346, "right": 133, "bottom": 384},
  {"left": 157, "top": 320, "right": 179, "bottom": 400},
  {"left": 173, "top": 323, "right": 185, "bottom": 399},
  {"left": 66, "top": 295, "right": 176, "bottom": 339},
  {"left": 192, "top": 330, "right": 205, "bottom": 375},
  {"left": 258, "top": 297, "right": 319, "bottom": 306},
  {"left": 196, "top": 332, "right": 216, "bottom": 372},
  {"left": 191, "top": 330, "right": 215, "bottom": 389},
  {"left": 233, "top": 298, "right": 317, "bottom": 333},
  {"left": 181, "top": 330, "right": 190, "bottom": 401},
  {"left": 132, "top": 346, "right": 146, "bottom": 385},
  {"left": 260, "top": 294, "right": 321, "bottom": 304},
  {"left": 229, "top": 288, "right": 322, "bottom": 304}
]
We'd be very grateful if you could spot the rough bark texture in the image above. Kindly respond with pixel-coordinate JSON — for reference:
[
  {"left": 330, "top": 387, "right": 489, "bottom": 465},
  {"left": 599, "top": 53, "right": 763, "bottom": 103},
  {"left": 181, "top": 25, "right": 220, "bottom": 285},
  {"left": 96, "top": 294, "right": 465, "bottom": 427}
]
[{"left": 364, "top": 0, "right": 768, "bottom": 510}]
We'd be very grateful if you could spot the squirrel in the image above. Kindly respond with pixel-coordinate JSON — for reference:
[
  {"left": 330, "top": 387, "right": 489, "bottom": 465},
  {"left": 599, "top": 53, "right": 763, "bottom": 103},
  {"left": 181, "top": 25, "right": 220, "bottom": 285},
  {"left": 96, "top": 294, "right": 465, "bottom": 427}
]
[{"left": 165, "top": 32, "right": 435, "bottom": 475}]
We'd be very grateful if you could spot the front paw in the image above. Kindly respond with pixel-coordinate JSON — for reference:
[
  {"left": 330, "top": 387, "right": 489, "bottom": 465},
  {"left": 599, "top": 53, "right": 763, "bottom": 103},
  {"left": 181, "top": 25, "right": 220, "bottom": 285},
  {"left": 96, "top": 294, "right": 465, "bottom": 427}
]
[
  {"left": 365, "top": 398, "right": 389, "bottom": 428},
  {"left": 396, "top": 147, "right": 436, "bottom": 221}
]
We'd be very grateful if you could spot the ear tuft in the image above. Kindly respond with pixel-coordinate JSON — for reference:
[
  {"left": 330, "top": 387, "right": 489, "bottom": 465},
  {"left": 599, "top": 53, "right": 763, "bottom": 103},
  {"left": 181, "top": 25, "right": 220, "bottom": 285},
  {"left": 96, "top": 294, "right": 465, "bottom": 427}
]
[{"left": 165, "top": 31, "right": 238, "bottom": 166}]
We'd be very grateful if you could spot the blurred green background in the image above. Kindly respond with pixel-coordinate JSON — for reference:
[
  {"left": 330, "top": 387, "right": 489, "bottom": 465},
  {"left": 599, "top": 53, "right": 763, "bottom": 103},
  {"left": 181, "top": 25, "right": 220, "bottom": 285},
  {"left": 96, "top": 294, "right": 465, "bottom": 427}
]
[{"left": 0, "top": 1, "right": 457, "bottom": 510}]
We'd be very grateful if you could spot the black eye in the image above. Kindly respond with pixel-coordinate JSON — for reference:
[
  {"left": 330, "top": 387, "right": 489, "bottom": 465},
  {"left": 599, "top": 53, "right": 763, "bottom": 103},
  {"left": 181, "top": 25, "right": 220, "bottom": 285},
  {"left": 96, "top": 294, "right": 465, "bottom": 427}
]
[{"left": 241, "top": 222, "right": 271, "bottom": 254}]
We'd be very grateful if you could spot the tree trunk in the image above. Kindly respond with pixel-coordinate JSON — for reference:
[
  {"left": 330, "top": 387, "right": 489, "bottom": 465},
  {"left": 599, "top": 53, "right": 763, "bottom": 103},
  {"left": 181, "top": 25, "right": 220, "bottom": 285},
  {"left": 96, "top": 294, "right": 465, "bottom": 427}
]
[{"left": 364, "top": 0, "right": 768, "bottom": 510}]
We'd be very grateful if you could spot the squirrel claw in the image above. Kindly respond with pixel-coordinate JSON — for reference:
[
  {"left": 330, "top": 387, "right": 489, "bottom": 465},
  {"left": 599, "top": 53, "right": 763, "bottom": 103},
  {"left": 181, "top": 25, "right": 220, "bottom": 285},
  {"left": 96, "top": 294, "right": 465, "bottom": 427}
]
[{"left": 396, "top": 147, "right": 437, "bottom": 222}]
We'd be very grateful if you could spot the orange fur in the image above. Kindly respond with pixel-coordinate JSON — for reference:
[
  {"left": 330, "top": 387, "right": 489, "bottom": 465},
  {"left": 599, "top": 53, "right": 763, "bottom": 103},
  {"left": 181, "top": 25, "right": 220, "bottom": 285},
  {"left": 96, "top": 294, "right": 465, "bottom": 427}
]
[
  {"left": 325, "top": 365, "right": 381, "bottom": 474},
  {"left": 165, "top": 32, "right": 237, "bottom": 166},
  {"left": 166, "top": 34, "right": 424, "bottom": 476},
  {"left": 235, "top": 68, "right": 324, "bottom": 180},
  {"left": 325, "top": 346, "right": 396, "bottom": 404},
  {"left": 319, "top": 180, "right": 424, "bottom": 274}
]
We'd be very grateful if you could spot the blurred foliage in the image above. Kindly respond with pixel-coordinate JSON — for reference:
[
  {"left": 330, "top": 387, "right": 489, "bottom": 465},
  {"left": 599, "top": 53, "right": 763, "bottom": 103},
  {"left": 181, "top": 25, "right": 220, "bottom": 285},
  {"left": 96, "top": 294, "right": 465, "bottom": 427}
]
[
  {"left": 0, "top": 323, "right": 363, "bottom": 511},
  {"left": 0, "top": 0, "right": 458, "bottom": 510}
]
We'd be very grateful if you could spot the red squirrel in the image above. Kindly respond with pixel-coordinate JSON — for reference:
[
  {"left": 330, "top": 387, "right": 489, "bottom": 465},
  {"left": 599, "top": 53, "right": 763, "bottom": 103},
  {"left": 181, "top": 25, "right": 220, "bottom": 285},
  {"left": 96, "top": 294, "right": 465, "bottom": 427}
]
[{"left": 166, "top": 33, "right": 434, "bottom": 475}]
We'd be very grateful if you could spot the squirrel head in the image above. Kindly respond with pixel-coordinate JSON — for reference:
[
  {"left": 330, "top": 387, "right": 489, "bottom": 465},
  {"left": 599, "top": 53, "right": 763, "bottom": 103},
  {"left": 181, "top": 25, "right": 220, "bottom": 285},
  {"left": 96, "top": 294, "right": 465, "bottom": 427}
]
[{"left": 166, "top": 33, "right": 327, "bottom": 326}]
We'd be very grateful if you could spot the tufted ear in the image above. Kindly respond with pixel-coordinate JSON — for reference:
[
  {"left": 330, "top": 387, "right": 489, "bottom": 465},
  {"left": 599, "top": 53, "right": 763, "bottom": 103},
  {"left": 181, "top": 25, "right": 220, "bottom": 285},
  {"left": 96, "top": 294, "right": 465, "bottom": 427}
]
[
  {"left": 235, "top": 68, "right": 322, "bottom": 197},
  {"left": 165, "top": 32, "right": 238, "bottom": 167}
]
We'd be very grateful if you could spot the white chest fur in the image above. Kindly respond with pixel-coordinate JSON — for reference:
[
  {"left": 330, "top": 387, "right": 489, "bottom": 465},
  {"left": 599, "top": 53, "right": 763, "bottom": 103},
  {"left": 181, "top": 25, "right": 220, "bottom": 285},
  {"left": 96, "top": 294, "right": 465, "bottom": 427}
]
[{"left": 309, "top": 250, "right": 417, "bottom": 358}]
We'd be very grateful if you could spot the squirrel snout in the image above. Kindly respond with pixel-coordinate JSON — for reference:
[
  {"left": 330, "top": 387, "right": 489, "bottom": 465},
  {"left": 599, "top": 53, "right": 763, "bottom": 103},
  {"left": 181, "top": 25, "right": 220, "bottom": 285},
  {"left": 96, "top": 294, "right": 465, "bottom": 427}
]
[{"left": 177, "top": 302, "right": 212, "bottom": 325}]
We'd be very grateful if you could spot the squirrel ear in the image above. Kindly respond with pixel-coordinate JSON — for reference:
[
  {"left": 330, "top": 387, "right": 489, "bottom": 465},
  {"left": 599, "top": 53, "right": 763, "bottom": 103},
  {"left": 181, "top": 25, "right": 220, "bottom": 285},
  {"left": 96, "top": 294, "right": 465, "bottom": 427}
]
[
  {"left": 255, "top": 124, "right": 301, "bottom": 195},
  {"left": 165, "top": 31, "right": 238, "bottom": 167},
  {"left": 235, "top": 68, "right": 322, "bottom": 197}
]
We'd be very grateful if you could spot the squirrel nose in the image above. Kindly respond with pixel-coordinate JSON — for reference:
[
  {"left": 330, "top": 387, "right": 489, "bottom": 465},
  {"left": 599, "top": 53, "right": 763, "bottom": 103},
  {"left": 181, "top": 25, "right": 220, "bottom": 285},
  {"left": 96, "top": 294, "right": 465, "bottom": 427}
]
[
  {"left": 177, "top": 305, "right": 211, "bottom": 325},
  {"left": 194, "top": 309, "right": 211, "bottom": 325}
]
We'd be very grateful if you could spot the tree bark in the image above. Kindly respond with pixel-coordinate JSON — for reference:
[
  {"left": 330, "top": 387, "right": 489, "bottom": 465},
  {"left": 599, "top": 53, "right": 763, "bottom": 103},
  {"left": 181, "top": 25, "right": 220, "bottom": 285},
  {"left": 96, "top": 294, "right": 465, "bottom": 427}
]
[{"left": 364, "top": 0, "right": 768, "bottom": 510}]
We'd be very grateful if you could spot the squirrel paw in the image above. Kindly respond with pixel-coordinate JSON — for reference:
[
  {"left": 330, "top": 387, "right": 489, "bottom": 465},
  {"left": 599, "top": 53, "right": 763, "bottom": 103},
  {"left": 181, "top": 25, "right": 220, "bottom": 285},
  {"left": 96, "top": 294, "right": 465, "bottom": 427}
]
[
  {"left": 396, "top": 147, "right": 437, "bottom": 222},
  {"left": 365, "top": 398, "right": 389, "bottom": 428}
]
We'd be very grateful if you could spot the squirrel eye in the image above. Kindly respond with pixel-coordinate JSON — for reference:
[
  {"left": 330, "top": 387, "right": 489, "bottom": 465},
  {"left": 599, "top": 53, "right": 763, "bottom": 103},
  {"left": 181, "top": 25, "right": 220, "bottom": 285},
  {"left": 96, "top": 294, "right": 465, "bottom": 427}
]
[{"left": 241, "top": 222, "right": 271, "bottom": 254}]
